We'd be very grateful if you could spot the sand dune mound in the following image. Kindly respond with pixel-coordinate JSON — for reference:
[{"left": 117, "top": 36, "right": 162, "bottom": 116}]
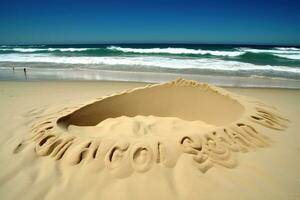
[{"left": 15, "top": 79, "right": 289, "bottom": 177}]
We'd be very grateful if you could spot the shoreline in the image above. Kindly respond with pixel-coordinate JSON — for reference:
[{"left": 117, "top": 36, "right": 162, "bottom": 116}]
[
  {"left": 1, "top": 68, "right": 300, "bottom": 89},
  {"left": 1, "top": 80, "right": 300, "bottom": 91}
]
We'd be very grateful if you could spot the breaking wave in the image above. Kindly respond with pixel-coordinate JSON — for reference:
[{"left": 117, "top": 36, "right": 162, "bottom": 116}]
[
  {"left": 0, "top": 53, "right": 299, "bottom": 74},
  {"left": 0, "top": 46, "right": 300, "bottom": 61},
  {"left": 107, "top": 46, "right": 244, "bottom": 57}
]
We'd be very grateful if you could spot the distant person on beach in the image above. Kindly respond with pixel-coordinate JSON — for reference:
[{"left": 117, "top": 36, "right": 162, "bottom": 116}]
[{"left": 24, "top": 68, "right": 27, "bottom": 79}]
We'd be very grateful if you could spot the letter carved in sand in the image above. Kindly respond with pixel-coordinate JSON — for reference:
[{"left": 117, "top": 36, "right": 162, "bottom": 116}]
[{"left": 14, "top": 79, "right": 289, "bottom": 177}]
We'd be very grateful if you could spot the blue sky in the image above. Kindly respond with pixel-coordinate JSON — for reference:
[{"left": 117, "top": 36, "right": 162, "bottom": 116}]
[{"left": 0, "top": 0, "right": 299, "bottom": 45}]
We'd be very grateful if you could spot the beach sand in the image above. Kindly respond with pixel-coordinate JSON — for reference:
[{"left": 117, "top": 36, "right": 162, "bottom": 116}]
[{"left": 0, "top": 79, "right": 299, "bottom": 200}]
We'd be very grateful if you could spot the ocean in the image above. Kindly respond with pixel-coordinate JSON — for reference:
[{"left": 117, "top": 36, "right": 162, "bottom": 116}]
[{"left": 0, "top": 44, "right": 300, "bottom": 87}]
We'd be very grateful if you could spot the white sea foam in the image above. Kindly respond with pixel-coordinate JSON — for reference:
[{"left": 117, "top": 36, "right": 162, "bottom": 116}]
[
  {"left": 238, "top": 47, "right": 300, "bottom": 60},
  {"left": 274, "top": 47, "right": 300, "bottom": 51},
  {"left": 107, "top": 46, "right": 244, "bottom": 57},
  {"left": 0, "top": 53, "right": 299, "bottom": 74},
  {"left": 47, "top": 48, "right": 91, "bottom": 52},
  {"left": 274, "top": 54, "right": 300, "bottom": 60},
  {"left": 238, "top": 47, "right": 300, "bottom": 54},
  {"left": 12, "top": 48, "right": 46, "bottom": 52}
]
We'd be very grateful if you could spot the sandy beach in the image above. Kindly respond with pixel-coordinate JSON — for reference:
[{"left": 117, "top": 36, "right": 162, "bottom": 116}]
[
  {"left": 2, "top": 0, "right": 300, "bottom": 198},
  {"left": 0, "top": 79, "right": 299, "bottom": 200}
]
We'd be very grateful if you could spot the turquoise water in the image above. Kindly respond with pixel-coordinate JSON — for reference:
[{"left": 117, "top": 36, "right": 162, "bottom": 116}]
[{"left": 0, "top": 44, "right": 300, "bottom": 80}]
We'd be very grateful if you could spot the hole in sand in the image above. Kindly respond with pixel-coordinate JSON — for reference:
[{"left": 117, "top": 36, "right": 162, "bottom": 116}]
[{"left": 57, "top": 83, "right": 245, "bottom": 128}]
